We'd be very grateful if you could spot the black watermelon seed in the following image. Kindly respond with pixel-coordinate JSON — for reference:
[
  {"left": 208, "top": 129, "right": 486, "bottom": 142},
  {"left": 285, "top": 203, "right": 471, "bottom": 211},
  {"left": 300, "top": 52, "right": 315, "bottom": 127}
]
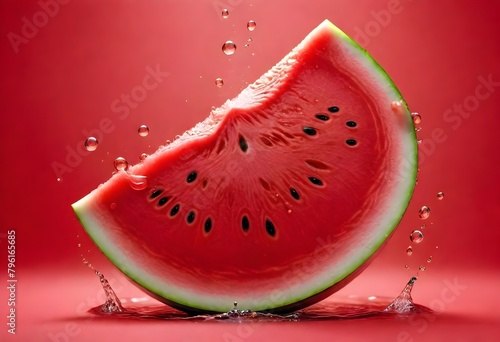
[
  {"left": 346, "top": 139, "right": 358, "bottom": 146},
  {"left": 303, "top": 127, "right": 317, "bottom": 136},
  {"left": 204, "top": 218, "right": 212, "bottom": 233},
  {"left": 239, "top": 135, "right": 248, "bottom": 152},
  {"left": 346, "top": 121, "right": 357, "bottom": 127},
  {"left": 315, "top": 114, "right": 330, "bottom": 121},
  {"left": 186, "top": 211, "right": 195, "bottom": 224},
  {"left": 308, "top": 177, "right": 323, "bottom": 186},
  {"left": 158, "top": 196, "right": 170, "bottom": 206},
  {"left": 265, "top": 219, "right": 276, "bottom": 237},
  {"left": 187, "top": 171, "right": 197, "bottom": 183},
  {"left": 290, "top": 188, "right": 300, "bottom": 200},
  {"left": 150, "top": 189, "right": 163, "bottom": 199},
  {"left": 328, "top": 106, "right": 339, "bottom": 113},
  {"left": 170, "top": 204, "right": 180, "bottom": 217},
  {"left": 242, "top": 216, "right": 250, "bottom": 232}
]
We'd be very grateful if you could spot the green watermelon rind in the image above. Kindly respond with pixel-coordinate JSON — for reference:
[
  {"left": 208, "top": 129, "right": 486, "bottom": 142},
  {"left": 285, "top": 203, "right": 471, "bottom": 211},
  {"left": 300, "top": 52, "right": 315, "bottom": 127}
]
[
  {"left": 324, "top": 21, "right": 418, "bottom": 258},
  {"left": 73, "top": 19, "right": 417, "bottom": 313}
]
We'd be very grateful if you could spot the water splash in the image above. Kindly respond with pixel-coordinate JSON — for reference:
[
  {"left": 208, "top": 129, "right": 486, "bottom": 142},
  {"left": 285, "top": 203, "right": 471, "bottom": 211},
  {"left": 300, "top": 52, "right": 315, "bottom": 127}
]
[
  {"left": 95, "top": 271, "right": 124, "bottom": 313},
  {"left": 87, "top": 276, "right": 430, "bottom": 321},
  {"left": 384, "top": 276, "right": 418, "bottom": 313}
]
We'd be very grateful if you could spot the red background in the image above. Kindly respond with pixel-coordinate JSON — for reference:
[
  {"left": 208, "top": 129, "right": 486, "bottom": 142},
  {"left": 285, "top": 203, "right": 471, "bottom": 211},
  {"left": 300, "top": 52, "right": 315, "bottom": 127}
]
[{"left": 1, "top": 0, "right": 499, "bottom": 341}]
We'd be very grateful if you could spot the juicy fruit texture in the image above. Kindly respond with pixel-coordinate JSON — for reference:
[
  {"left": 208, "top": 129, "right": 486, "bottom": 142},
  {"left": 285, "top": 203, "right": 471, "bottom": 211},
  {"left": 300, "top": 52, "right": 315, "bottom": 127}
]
[{"left": 72, "top": 20, "right": 417, "bottom": 313}]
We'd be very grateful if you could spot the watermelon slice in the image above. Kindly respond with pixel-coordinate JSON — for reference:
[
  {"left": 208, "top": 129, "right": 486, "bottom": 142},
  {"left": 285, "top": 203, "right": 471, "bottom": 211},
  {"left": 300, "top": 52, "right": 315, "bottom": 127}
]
[{"left": 72, "top": 19, "right": 417, "bottom": 313}]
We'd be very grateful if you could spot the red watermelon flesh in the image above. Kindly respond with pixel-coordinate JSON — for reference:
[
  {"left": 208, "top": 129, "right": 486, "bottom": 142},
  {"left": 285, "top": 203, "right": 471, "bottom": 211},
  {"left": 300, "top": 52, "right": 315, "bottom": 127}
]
[{"left": 72, "top": 20, "right": 417, "bottom": 313}]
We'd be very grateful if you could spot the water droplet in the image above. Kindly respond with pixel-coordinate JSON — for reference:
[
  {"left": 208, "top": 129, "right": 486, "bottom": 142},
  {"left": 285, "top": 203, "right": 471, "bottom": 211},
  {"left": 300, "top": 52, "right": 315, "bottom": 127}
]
[
  {"left": 139, "top": 153, "right": 148, "bottom": 161},
  {"left": 128, "top": 174, "right": 148, "bottom": 191},
  {"left": 287, "top": 209, "right": 292, "bottom": 214},
  {"left": 391, "top": 100, "right": 403, "bottom": 111},
  {"left": 138, "top": 125, "right": 149, "bottom": 137},
  {"left": 245, "top": 38, "right": 252, "bottom": 47},
  {"left": 56, "top": 177, "right": 62, "bottom": 182},
  {"left": 406, "top": 246, "right": 413, "bottom": 256},
  {"left": 421, "top": 224, "right": 426, "bottom": 229},
  {"left": 247, "top": 20, "right": 256, "bottom": 31},
  {"left": 85, "top": 137, "right": 99, "bottom": 151},
  {"left": 437, "top": 191, "right": 444, "bottom": 200},
  {"left": 417, "top": 139, "right": 422, "bottom": 144},
  {"left": 222, "top": 41, "right": 236, "bottom": 55},
  {"left": 410, "top": 230, "right": 424, "bottom": 244},
  {"left": 411, "top": 112, "right": 421, "bottom": 124},
  {"left": 82, "top": 258, "right": 93, "bottom": 269},
  {"left": 222, "top": 8, "right": 229, "bottom": 18},
  {"left": 77, "top": 243, "right": 81, "bottom": 248},
  {"left": 110, "top": 203, "right": 116, "bottom": 209},
  {"left": 215, "top": 78, "right": 224, "bottom": 88},
  {"left": 418, "top": 206, "right": 431, "bottom": 219},
  {"left": 419, "top": 265, "right": 426, "bottom": 271},
  {"left": 113, "top": 157, "right": 129, "bottom": 171},
  {"left": 405, "top": 264, "right": 410, "bottom": 269},
  {"left": 427, "top": 256, "right": 433, "bottom": 263},
  {"left": 415, "top": 127, "right": 422, "bottom": 132}
]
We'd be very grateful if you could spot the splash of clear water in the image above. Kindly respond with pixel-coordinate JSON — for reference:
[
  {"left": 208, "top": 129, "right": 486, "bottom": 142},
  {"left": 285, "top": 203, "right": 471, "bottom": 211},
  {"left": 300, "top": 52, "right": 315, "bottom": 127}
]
[
  {"left": 88, "top": 273, "right": 430, "bottom": 320},
  {"left": 384, "top": 276, "right": 418, "bottom": 313},
  {"left": 95, "top": 270, "right": 124, "bottom": 313}
]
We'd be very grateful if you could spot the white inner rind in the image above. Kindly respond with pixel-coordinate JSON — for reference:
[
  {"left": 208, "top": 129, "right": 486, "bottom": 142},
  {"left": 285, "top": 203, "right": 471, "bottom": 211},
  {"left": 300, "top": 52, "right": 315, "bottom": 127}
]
[{"left": 73, "top": 19, "right": 417, "bottom": 312}]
